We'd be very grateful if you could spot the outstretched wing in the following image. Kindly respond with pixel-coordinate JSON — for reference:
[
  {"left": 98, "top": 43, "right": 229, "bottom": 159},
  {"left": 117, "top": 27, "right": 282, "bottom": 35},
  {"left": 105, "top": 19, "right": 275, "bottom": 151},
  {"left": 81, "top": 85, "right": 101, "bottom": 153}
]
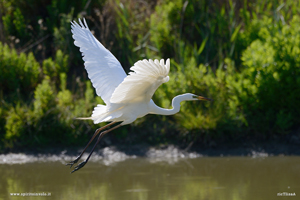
[
  {"left": 71, "top": 18, "right": 127, "bottom": 104},
  {"left": 110, "top": 59, "right": 170, "bottom": 103}
]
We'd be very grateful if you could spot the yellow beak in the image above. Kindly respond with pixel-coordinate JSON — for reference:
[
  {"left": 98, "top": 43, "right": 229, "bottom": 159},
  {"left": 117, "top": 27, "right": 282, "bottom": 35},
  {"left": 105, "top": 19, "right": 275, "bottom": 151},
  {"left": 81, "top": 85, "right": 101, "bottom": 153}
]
[{"left": 197, "top": 95, "right": 213, "bottom": 101}]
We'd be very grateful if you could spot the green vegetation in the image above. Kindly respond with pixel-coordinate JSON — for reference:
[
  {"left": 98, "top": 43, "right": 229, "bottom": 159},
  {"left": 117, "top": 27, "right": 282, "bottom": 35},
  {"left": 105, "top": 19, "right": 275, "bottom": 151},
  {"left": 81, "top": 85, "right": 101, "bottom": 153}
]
[{"left": 0, "top": 0, "right": 299, "bottom": 150}]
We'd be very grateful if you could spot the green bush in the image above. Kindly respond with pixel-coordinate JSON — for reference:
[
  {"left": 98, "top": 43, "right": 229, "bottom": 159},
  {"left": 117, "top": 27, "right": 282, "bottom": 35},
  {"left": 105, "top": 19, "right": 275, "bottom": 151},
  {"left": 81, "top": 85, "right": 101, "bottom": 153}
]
[
  {"left": 4, "top": 105, "right": 27, "bottom": 148},
  {"left": 57, "top": 73, "right": 72, "bottom": 108},
  {"left": 42, "top": 49, "right": 69, "bottom": 87},
  {"left": 151, "top": 12, "right": 300, "bottom": 140},
  {"left": 33, "top": 76, "right": 55, "bottom": 116},
  {"left": 239, "top": 15, "right": 300, "bottom": 133},
  {"left": 1, "top": 0, "right": 91, "bottom": 48},
  {"left": 0, "top": 42, "right": 40, "bottom": 99},
  {"left": 2, "top": 7, "right": 28, "bottom": 42}
]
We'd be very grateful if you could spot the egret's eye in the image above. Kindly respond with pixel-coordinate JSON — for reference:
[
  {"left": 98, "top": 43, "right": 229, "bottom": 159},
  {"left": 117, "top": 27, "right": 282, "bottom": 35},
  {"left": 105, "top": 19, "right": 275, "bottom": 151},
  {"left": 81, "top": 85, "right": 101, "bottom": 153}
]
[{"left": 192, "top": 95, "right": 198, "bottom": 99}]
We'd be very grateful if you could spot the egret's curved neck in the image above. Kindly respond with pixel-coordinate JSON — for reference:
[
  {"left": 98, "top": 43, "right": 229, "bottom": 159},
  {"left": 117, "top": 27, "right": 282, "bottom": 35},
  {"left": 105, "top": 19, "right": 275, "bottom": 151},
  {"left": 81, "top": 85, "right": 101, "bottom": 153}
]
[{"left": 149, "top": 94, "right": 191, "bottom": 115}]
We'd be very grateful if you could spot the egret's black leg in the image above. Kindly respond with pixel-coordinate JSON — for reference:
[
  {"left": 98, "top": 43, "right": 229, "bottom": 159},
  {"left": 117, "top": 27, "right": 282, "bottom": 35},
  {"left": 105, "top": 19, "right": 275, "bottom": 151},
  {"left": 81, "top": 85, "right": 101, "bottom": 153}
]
[
  {"left": 66, "top": 128, "right": 100, "bottom": 168},
  {"left": 66, "top": 121, "right": 116, "bottom": 168},
  {"left": 71, "top": 124, "right": 122, "bottom": 173}
]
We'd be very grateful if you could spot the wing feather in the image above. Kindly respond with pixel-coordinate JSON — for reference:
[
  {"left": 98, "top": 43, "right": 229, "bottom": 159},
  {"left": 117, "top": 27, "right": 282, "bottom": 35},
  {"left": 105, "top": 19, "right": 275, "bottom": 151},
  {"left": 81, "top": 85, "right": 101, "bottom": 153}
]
[
  {"left": 110, "top": 59, "right": 170, "bottom": 103},
  {"left": 71, "top": 18, "right": 126, "bottom": 104}
]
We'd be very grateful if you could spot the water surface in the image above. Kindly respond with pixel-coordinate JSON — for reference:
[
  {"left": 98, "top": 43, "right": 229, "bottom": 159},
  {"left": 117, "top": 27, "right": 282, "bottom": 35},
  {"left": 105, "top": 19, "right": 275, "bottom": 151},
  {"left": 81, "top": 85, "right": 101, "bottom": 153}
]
[{"left": 1, "top": 156, "right": 299, "bottom": 200}]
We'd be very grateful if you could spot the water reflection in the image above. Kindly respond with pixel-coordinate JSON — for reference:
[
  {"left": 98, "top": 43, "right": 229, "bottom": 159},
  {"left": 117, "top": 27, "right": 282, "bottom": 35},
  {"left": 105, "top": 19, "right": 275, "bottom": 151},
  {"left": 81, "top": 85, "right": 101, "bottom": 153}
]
[{"left": 1, "top": 157, "right": 299, "bottom": 200}]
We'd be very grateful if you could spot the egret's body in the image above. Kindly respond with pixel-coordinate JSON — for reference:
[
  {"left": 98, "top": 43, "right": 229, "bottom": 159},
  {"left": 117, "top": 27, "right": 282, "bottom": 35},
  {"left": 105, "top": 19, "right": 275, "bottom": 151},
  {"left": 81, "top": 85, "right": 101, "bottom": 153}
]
[{"left": 66, "top": 19, "right": 212, "bottom": 173}]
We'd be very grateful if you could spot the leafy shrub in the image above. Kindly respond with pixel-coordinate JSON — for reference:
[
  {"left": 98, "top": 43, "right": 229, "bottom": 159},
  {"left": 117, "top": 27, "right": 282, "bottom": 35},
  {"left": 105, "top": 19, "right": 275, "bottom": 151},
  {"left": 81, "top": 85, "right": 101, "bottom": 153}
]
[
  {"left": 0, "top": 42, "right": 40, "bottom": 99},
  {"left": 2, "top": 7, "right": 28, "bottom": 42},
  {"left": 57, "top": 73, "right": 72, "bottom": 107},
  {"left": 151, "top": 14, "right": 300, "bottom": 140},
  {"left": 42, "top": 49, "right": 69, "bottom": 83},
  {"left": 33, "top": 76, "right": 55, "bottom": 116},
  {"left": 239, "top": 15, "right": 300, "bottom": 133},
  {"left": 0, "top": 42, "right": 77, "bottom": 148},
  {"left": 4, "top": 105, "right": 28, "bottom": 148}
]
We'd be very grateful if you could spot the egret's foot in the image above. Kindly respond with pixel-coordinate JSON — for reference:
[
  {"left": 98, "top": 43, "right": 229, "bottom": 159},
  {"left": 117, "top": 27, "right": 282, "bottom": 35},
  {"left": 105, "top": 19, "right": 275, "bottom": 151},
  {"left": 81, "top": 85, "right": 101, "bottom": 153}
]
[
  {"left": 66, "top": 156, "right": 81, "bottom": 168},
  {"left": 71, "top": 161, "right": 87, "bottom": 173}
]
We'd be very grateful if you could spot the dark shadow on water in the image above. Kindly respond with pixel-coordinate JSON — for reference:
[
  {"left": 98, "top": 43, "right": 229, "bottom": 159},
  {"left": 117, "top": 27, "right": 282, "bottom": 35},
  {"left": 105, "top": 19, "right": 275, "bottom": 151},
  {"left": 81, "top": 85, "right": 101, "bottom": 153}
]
[{"left": 2, "top": 131, "right": 300, "bottom": 164}]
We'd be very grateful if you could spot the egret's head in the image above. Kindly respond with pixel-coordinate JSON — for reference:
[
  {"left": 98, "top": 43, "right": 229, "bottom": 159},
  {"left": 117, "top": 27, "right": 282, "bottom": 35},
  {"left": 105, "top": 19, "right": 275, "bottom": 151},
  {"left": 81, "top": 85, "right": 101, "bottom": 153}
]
[{"left": 174, "top": 93, "right": 213, "bottom": 102}]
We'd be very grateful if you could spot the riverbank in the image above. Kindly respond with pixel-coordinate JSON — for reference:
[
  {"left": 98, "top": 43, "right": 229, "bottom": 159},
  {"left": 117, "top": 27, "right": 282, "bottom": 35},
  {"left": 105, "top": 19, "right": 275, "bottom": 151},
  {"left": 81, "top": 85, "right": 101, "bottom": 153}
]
[{"left": 1, "top": 137, "right": 299, "bottom": 165}]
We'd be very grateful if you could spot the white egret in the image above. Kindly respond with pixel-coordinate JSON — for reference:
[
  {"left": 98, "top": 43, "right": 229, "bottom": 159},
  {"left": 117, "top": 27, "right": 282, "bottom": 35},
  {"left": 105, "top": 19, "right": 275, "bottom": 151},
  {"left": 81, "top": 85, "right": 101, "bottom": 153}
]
[{"left": 66, "top": 19, "right": 212, "bottom": 173}]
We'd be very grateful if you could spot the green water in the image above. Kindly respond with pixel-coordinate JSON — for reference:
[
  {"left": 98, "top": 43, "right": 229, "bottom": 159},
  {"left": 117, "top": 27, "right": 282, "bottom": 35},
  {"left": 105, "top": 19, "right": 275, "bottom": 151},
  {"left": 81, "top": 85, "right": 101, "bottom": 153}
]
[{"left": 1, "top": 156, "right": 299, "bottom": 200}]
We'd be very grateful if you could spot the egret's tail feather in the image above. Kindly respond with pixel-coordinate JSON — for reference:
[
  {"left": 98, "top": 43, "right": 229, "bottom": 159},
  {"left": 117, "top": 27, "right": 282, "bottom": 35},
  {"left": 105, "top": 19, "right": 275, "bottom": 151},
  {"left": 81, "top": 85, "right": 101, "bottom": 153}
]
[
  {"left": 91, "top": 104, "right": 109, "bottom": 124},
  {"left": 90, "top": 104, "right": 124, "bottom": 124}
]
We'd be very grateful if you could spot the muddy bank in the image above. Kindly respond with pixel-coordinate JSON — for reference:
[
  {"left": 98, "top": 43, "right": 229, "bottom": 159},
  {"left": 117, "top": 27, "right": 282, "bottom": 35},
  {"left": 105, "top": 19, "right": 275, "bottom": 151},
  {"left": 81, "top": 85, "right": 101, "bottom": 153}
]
[
  {"left": 0, "top": 145, "right": 200, "bottom": 165},
  {"left": 1, "top": 139, "right": 299, "bottom": 165}
]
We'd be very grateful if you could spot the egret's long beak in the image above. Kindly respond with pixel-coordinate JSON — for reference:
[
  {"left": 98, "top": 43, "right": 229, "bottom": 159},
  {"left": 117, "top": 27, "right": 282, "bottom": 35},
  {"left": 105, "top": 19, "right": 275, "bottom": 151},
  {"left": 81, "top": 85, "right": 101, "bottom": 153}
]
[{"left": 197, "top": 95, "right": 213, "bottom": 101}]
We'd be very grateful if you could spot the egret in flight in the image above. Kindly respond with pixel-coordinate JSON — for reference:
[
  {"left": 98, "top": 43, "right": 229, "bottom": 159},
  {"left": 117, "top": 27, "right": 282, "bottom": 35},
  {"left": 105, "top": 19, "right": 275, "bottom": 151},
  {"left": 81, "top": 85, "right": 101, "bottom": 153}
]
[{"left": 66, "top": 19, "right": 212, "bottom": 173}]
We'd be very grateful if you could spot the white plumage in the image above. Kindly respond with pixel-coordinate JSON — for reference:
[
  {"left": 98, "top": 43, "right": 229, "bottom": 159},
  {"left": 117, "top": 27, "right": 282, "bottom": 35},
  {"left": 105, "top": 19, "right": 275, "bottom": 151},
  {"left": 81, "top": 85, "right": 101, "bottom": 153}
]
[
  {"left": 71, "top": 19, "right": 126, "bottom": 105},
  {"left": 67, "top": 18, "right": 211, "bottom": 173},
  {"left": 111, "top": 59, "right": 170, "bottom": 103},
  {"left": 71, "top": 19, "right": 177, "bottom": 125}
]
